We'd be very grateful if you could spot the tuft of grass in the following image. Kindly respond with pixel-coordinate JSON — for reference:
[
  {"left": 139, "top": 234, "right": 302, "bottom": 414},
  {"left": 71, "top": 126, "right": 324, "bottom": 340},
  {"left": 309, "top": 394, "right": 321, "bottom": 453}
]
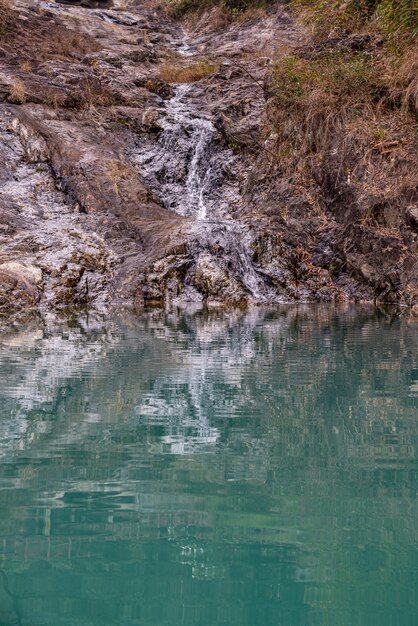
[
  {"left": 50, "top": 29, "right": 96, "bottom": 59},
  {"left": 19, "top": 59, "right": 31, "bottom": 72},
  {"left": 143, "top": 78, "right": 173, "bottom": 99},
  {"left": 158, "top": 59, "right": 217, "bottom": 83},
  {"left": 106, "top": 159, "right": 130, "bottom": 195},
  {"left": 63, "top": 79, "right": 124, "bottom": 110},
  {"left": 388, "top": 41, "right": 418, "bottom": 112},
  {"left": 7, "top": 80, "right": 26, "bottom": 104}
]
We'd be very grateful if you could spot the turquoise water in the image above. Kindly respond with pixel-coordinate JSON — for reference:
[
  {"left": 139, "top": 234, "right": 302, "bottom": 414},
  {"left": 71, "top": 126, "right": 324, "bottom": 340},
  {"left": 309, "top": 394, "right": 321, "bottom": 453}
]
[{"left": 0, "top": 306, "right": 417, "bottom": 626}]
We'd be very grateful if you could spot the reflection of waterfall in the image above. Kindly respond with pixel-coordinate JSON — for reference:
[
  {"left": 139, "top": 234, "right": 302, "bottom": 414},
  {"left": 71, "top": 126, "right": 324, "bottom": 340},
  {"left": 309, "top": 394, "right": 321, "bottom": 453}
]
[{"left": 0, "top": 309, "right": 274, "bottom": 463}]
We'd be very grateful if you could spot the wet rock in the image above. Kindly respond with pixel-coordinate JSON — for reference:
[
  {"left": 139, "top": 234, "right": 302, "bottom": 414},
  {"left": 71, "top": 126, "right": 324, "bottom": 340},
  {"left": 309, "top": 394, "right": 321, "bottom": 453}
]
[
  {"left": 136, "top": 78, "right": 174, "bottom": 100},
  {"left": 10, "top": 116, "right": 49, "bottom": 163},
  {"left": 0, "top": 262, "right": 42, "bottom": 286},
  {"left": 172, "top": 285, "right": 204, "bottom": 308},
  {"left": 192, "top": 254, "right": 247, "bottom": 306},
  {"left": 123, "top": 49, "right": 157, "bottom": 64},
  {"left": 141, "top": 108, "right": 162, "bottom": 132},
  {"left": 142, "top": 254, "right": 192, "bottom": 304},
  {"left": 0, "top": 263, "right": 42, "bottom": 315}
]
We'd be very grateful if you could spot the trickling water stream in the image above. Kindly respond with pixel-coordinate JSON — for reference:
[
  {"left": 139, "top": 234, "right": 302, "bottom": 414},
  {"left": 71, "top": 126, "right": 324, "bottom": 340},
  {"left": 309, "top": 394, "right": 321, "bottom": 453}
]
[
  {"left": 137, "top": 68, "right": 276, "bottom": 302},
  {"left": 138, "top": 84, "right": 232, "bottom": 220},
  {"left": 185, "top": 118, "right": 213, "bottom": 221}
]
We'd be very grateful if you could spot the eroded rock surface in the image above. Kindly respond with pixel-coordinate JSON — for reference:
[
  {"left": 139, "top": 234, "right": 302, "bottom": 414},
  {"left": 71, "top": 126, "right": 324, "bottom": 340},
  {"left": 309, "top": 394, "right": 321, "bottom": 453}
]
[{"left": 0, "top": 0, "right": 416, "bottom": 315}]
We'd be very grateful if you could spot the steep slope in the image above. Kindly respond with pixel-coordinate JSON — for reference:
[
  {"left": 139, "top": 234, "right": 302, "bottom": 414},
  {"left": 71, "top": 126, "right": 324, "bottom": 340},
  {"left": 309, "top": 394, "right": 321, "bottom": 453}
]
[{"left": 0, "top": 0, "right": 416, "bottom": 315}]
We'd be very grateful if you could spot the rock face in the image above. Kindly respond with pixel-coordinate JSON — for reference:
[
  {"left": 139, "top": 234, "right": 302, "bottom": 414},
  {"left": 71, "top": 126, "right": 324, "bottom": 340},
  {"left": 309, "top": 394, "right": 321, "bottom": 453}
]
[{"left": 0, "top": 0, "right": 416, "bottom": 315}]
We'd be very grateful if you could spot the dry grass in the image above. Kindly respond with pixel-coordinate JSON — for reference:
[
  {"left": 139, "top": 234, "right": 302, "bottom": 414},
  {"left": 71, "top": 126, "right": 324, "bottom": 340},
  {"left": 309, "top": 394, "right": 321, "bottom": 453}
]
[
  {"left": 291, "top": 0, "right": 369, "bottom": 38},
  {"left": 265, "top": 42, "right": 417, "bottom": 224},
  {"left": 158, "top": 59, "right": 217, "bottom": 83},
  {"left": 387, "top": 41, "right": 418, "bottom": 112},
  {"left": 267, "top": 52, "right": 381, "bottom": 166},
  {"left": 195, "top": 4, "right": 232, "bottom": 29},
  {"left": 52, "top": 29, "right": 97, "bottom": 59},
  {"left": 7, "top": 80, "right": 26, "bottom": 104},
  {"left": 292, "top": 0, "right": 418, "bottom": 46},
  {"left": 0, "top": 0, "right": 15, "bottom": 40},
  {"left": 63, "top": 78, "right": 124, "bottom": 110},
  {"left": 165, "top": 0, "right": 274, "bottom": 18},
  {"left": 40, "top": 87, "right": 70, "bottom": 110},
  {"left": 19, "top": 59, "right": 31, "bottom": 72},
  {"left": 265, "top": 0, "right": 418, "bottom": 182},
  {"left": 106, "top": 159, "right": 131, "bottom": 195}
]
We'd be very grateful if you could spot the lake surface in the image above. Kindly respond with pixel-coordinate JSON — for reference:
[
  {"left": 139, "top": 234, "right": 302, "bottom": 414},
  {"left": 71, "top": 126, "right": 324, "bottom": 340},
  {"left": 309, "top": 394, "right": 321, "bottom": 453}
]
[{"left": 0, "top": 306, "right": 417, "bottom": 626}]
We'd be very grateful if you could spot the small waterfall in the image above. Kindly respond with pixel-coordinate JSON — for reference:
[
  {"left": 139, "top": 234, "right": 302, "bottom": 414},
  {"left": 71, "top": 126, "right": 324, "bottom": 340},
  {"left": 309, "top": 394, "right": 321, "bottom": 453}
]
[
  {"left": 138, "top": 85, "right": 226, "bottom": 221},
  {"left": 194, "top": 221, "right": 271, "bottom": 301},
  {"left": 137, "top": 73, "right": 276, "bottom": 303},
  {"left": 236, "top": 245, "right": 263, "bottom": 299},
  {"left": 185, "top": 124, "right": 213, "bottom": 220}
]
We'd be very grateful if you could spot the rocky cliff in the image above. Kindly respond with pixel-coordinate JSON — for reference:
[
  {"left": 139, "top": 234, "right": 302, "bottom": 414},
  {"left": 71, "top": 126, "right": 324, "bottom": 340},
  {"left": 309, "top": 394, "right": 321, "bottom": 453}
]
[{"left": 0, "top": 0, "right": 417, "bottom": 315}]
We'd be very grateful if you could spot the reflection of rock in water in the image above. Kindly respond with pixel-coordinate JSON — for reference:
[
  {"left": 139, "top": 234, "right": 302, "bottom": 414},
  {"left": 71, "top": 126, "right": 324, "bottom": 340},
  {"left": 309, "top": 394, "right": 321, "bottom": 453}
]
[
  {"left": 1, "top": 306, "right": 418, "bottom": 470},
  {"left": 0, "top": 571, "right": 21, "bottom": 626}
]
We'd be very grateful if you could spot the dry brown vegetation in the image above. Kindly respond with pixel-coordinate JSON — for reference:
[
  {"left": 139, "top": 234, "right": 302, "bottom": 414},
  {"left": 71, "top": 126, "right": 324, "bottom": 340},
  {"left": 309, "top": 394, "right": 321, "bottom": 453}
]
[
  {"left": 7, "top": 80, "right": 25, "bottom": 104},
  {"left": 266, "top": 51, "right": 390, "bottom": 173},
  {"left": 158, "top": 59, "right": 218, "bottom": 83},
  {"left": 19, "top": 59, "right": 31, "bottom": 73},
  {"left": 57, "top": 77, "right": 127, "bottom": 111},
  {"left": 106, "top": 159, "right": 132, "bottom": 195},
  {"left": 388, "top": 41, "right": 418, "bottom": 112},
  {"left": 166, "top": 0, "right": 273, "bottom": 17},
  {"left": 292, "top": 0, "right": 418, "bottom": 45},
  {"left": 265, "top": 0, "right": 418, "bottom": 209}
]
